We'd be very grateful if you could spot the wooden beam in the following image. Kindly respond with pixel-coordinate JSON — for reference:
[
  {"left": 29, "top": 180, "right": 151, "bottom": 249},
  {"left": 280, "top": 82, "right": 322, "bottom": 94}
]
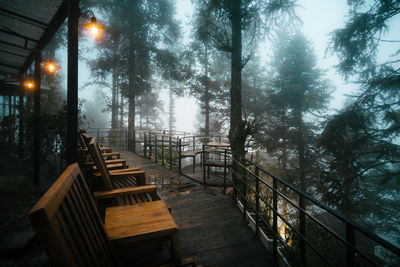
[
  {"left": 33, "top": 56, "right": 41, "bottom": 185},
  {"left": 18, "top": 78, "right": 24, "bottom": 158},
  {"left": 19, "top": 0, "right": 68, "bottom": 75},
  {"left": 66, "top": 0, "right": 79, "bottom": 164}
]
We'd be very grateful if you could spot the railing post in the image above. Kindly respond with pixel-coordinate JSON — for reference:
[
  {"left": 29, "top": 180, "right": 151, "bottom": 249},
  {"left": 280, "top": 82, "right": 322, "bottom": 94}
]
[
  {"left": 154, "top": 134, "right": 157, "bottom": 163},
  {"left": 144, "top": 133, "right": 147, "bottom": 158},
  {"left": 162, "top": 134, "right": 165, "bottom": 167},
  {"left": 273, "top": 177, "right": 278, "bottom": 262},
  {"left": 255, "top": 166, "right": 260, "bottom": 239},
  {"left": 193, "top": 136, "right": 195, "bottom": 151},
  {"left": 242, "top": 164, "right": 247, "bottom": 222},
  {"left": 149, "top": 130, "right": 152, "bottom": 159},
  {"left": 132, "top": 128, "right": 136, "bottom": 153},
  {"left": 223, "top": 149, "right": 227, "bottom": 195},
  {"left": 178, "top": 138, "right": 182, "bottom": 174},
  {"left": 169, "top": 135, "right": 172, "bottom": 170},
  {"left": 346, "top": 223, "right": 356, "bottom": 267},
  {"left": 299, "top": 194, "right": 306, "bottom": 265},
  {"left": 202, "top": 144, "right": 206, "bottom": 188}
]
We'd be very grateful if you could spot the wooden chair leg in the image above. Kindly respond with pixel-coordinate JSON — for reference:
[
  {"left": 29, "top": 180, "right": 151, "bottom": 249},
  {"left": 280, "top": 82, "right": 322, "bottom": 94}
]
[{"left": 171, "top": 233, "right": 180, "bottom": 265}]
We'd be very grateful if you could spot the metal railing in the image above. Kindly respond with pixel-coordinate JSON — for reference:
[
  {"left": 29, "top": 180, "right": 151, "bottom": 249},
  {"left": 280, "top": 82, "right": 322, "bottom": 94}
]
[
  {"left": 85, "top": 128, "right": 128, "bottom": 149},
  {"left": 84, "top": 128, "right": 400, "bottom": 266},
  {"left": 227, "top": 154, "right": 400, "bottom": 266}
]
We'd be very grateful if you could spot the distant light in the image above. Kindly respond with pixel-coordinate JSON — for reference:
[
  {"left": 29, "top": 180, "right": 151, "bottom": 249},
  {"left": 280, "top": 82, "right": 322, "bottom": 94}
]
[
  {"left": 83, "top": 16, "right": 105, "bottom": 39},
  {"left": 42, "top": 60, "right": 61, "bottom": 74},
  {"left": 24, "top": 80, "right": 35, "bottom": 90}
]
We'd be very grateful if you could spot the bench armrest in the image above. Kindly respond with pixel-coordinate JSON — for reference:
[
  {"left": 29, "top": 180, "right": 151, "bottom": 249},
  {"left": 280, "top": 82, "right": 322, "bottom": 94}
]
[
  {"left": 110, "top": 170, "right": 144, "bottom": 178},
  {"left": 93, "top": 185, "right": 157, "bottom": 199},
  {"left": 109, "top": 167, "right": 140, "bottom": 173}
]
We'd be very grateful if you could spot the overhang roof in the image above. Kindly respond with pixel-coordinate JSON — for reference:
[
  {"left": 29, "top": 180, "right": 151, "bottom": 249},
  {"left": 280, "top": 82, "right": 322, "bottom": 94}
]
[{"left": 0, "top": 0, "right": 68, "bottom": 79}]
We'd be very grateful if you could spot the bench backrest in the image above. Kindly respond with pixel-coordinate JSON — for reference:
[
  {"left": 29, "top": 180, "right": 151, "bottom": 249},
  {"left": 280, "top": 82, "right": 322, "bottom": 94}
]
[
  {"left": 88, "top": 137, "right": 114, "bottom": 190},
  {"left": 78, "top": 131, "right": 88, "bottom": 150},
  {"left": 81, "top": 132, "right": 92, "bottom": 147},
  {"left": 29, "top": 163, "right": 118, "bottom": 267}
]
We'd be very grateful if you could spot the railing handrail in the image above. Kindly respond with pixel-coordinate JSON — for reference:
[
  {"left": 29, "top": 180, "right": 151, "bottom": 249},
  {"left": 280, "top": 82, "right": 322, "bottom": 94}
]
[{"left": 239, "top": 157, "right": 400, "bottom": 257}]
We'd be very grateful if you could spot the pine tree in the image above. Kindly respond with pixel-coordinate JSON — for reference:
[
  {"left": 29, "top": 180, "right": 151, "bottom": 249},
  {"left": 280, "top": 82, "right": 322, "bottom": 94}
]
[{"left": 261, "top": 32, "right": 332, "bottom": 191}]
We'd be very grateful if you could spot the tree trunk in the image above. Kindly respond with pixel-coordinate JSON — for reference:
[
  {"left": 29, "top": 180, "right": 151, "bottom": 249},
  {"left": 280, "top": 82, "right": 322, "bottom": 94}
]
[
  {"left": 169, "top": 88, "right": 175, "bottom": 133},
  {"left": 296, "top": 110, "right": 306, "bottom": 191},
  {"left": 128, "top": 36, "right": 136, "bottom": 150},
  {"left": 229, "top": 0, "right": 247, "bottom": 194},
  {"left": 111, "top": 64, "right": 117, "bottom": 128},
  {"left": 204, "top": 45, "right": 210, "bottom": 137}
]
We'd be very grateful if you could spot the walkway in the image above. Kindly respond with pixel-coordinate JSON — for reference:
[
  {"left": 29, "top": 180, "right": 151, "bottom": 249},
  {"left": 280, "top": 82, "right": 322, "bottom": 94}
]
[{"left": 119, "top": 150, "right": 275, "bottom": 266}]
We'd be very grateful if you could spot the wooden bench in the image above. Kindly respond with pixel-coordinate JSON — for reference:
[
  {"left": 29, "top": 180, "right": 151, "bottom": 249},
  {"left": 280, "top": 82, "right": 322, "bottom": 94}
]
[
  {"left": 29, "top": 163, "right": 180, "bottom": 266},
  {"left": 88, "top": 137, "right": 147, "bottom": 193}
]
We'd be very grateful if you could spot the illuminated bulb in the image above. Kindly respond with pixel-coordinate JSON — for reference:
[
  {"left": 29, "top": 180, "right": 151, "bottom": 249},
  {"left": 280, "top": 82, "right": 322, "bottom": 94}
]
[
  {"left": 90, "top": 25, "right": 99, "bottom": 38},
  {"left": 83, "top": 15, "right": 104, "bottom": 40},
  {"left": 47, "top": 63, "right": 55, "bottom": 73},
  {"left": 24, "top": 81, "right": 35, "bottom": 89}
]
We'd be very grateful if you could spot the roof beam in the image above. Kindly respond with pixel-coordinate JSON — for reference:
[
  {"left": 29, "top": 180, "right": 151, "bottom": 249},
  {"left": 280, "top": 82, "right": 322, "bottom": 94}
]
[
  {"left": 0, "top": 7, "right": 48, "bottom": 28},
  {"left": 0, "top": 62, "right": 20, "bottom": 69},
  {"left": 0, "top": 28, "right": 39, "bottom": 43},
  {"left": 19, "top": 0, "right": 68, "bottom": 75},
  {"left": 0, "top": 39, "right": 38, "bottom": 52},
  {"left": 0, "top": 48, "right": 27, "bottom": 58}
]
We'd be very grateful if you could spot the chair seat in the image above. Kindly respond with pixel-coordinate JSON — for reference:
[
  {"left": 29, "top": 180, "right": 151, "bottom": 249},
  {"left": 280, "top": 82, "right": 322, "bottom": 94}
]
[{"left": 105, "top": 200, "right": 178, "bottom": 247}]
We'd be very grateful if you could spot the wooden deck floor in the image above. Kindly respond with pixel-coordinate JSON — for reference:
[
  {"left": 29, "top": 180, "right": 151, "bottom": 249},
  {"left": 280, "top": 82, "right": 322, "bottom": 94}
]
[{"left": 119, "top": 150, "right": 275, "bottom": 267}]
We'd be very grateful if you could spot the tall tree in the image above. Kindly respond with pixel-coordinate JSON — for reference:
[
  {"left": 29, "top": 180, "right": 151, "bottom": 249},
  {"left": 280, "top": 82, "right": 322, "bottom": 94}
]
[
  {"left": 89, "top": 0, "right": 180, "bottom": 135},
  {"left": 330, "top": 0, "right": 400, "bottom": 140},
  {"left": 260, "top": 32, "right": 331, "bottom": 191},
  {"left": 197, "top": 0, "right": 298, "bottom": 180},
  {"left": 320, "top": 0, "right": 400, "bottom": 238}
]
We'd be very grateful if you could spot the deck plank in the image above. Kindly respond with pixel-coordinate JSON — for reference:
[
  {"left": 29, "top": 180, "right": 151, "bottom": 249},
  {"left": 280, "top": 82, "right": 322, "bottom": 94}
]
[{"left": 118, "top": 150, "right": 276, "bottom": 266}]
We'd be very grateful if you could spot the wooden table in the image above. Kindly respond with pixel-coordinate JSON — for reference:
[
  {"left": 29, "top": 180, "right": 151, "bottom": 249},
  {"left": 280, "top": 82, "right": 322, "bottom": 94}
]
[
  {"left": 105, "top": 200, "right": 179, "bottom": 247},
  {"left": 206, "top": 142, "right": 230, "bottom": 147}
]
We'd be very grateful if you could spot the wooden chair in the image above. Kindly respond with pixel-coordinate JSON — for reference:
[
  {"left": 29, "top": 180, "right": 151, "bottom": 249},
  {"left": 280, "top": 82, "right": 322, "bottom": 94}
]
[
  {"left": 88, "top": 137, "right": 146, "bottom": 192},
  {"left": 79, "top": 131, "right": 120, "bottom": 159},
  {"left": 81, "top": 131, "right": 113, "bottom": 153},
  {"left": 29, "top": 163, "right": 180, "bottom": 266}
]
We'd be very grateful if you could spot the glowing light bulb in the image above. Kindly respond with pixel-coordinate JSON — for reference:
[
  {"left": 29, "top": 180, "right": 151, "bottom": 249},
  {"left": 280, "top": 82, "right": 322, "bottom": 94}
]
[
  {"left": 83, "top": 16, "right": 104, "bottom": 40},
  {"left": 47, "top": 63, "right": 55, "bottom": 72},
  {"left": 24, "top": 80, "right": 35, "bottom": 90}
]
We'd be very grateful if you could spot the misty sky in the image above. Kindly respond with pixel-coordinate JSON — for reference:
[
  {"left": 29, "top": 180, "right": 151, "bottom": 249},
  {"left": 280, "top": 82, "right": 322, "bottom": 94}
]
[{"left": 58, "top": 0, "right": 399, "bottom": 134}]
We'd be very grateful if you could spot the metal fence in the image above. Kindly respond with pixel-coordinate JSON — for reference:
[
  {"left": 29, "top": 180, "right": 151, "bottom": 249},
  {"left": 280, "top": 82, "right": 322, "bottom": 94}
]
[
  {"left": 85, "top": 128, "right": 128, "bottom": 149},
  {"left": 228, "top": 155, "right": 400, "bottom": 266}
]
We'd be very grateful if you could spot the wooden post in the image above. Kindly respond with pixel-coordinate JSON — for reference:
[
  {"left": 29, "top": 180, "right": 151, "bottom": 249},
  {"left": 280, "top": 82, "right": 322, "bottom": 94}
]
[
  {"left": 33, "top": 56, "right": 41, "bottom": 185},
  {"left": 66, "top": 0, "right": 79, "bottom": 164},
  {"left": 346, "top": 223, "right": 356, "bottom": 267},
  {"left": 255, "top": 166, "right": 260, "bottom": 238},
  {"left": 300, "top": 194, "right": 306, "bottom": 265},
  {"left": 18, "top": 79, "right": 24, "bottom": 158}
]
